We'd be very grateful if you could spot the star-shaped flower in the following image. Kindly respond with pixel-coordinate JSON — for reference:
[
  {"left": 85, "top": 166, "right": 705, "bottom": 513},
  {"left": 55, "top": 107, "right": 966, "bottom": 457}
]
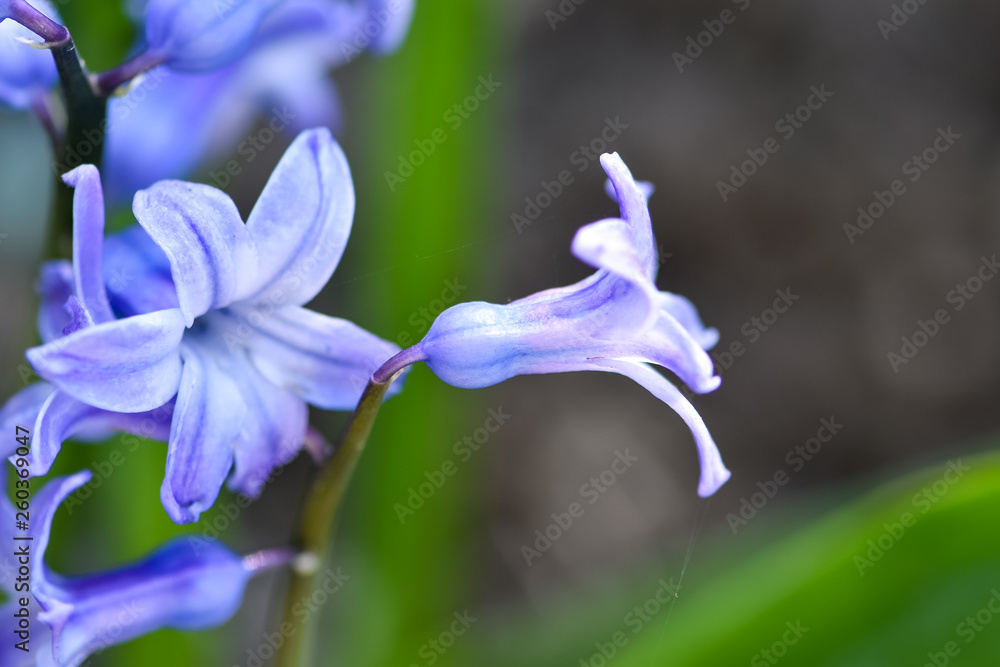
[{"left": 22, "top": 128, "right": 402, "bottom": 523}]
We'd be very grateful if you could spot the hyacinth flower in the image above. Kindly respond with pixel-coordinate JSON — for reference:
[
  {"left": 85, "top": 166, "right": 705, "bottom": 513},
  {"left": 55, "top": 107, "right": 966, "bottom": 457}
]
[
  {"left": 0, "top": 0, "right": 64, "bottom": 110},
  {"left": 13, "top": 128, "right": 402, "bottom": 523},
  {"left": 372, "top": 153, "right": 730, "bottom": 497},
  {"left": 99, "top": 0, "right": 416, "bottom": 202},
  {"left": 0, "top": 469, "right": 289, "bottom": 667}
]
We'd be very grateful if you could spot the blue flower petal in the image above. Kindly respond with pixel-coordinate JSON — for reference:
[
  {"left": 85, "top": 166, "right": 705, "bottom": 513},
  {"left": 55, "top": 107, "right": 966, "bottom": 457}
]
[
  {"left": 234, "top": 303, "right": 401, "bottom": 409},
  {"left": 64, "top": 166, "right": 115, "bottom": 325},
  {"left": 633, "top": 305, "right": 720, "bottom": 394},
  {"left": 26, "top": 390, "right": 173, "bottom": 476},
  {"left": 27, "top": 308, "right": 186, "bottom": 413},
  {"left": 103, "top": 66, "right": 238, "bottom": 204},
  {"left": 600, "top": 152, "right": 658, "bottom": 280},
  {"left": 0, "top": 0, "right": 60, "bottom": 109},
  {"left": 571, "top": 217, "right": 660, "bottom": 334},
  {"left": 161, "top": 340, "right": 246, "bottom": 524},
  {"left": 0, "top": 382, "right": 52, "bottom": 460},
  {"left": 593, "top": 359, "right": 730, "bottom": 497},
  {"left": 365, "top": 0, "right": 416, "bottom": 54},
  {"left": 659, "top": 291, "right": 719, "bottom": 351},
  {"left": 102, "top": 225, "right": 180, "bottom": 317},
  {"left": 19, "top": 472, "right": 253, "bottom": 666},
  {"left": 46, "top": 536, "right": 251, "bottom": 666},
  {"left": 133, "top": 180, "right": 256, "bottom": 326},
  {"left": 144, "top": 0, "right": 283, "bottom": 72},
  {"left": 37, "top": 261, "right": 74, "bottom": 343},
  {"left": 242, "top": 128, "right": 354, "bottom": 307},
  {"left": 226, "top": 354, "right": 308, "bottom": 498}
]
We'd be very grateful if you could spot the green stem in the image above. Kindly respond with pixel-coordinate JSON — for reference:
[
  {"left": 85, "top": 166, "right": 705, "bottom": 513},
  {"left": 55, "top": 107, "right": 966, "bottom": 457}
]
[
  {"left": 275, "top": 348, "right": 423, "bottom": 667},
  {"left": 47, "top": 36, "right": 107, "bottom": 259}
]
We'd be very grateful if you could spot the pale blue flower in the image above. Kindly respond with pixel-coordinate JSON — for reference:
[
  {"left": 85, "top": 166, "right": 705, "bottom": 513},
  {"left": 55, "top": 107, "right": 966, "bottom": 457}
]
[
  {"left": 405, "top": 153, "right": 730, "bottom": 496},
  {"left": 21, "top": 128, "right": 401, "bottom": 523}
]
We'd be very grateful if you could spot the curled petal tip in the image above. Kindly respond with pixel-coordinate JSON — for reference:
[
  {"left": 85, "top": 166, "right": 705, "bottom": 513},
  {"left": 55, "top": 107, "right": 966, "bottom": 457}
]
[
  {"left": 61, "top": 163, "right": 99, "bottom": 187},
  {"left": 697, "top": 465, "right": 731, "bottom": 498},
  {"left": 696, "top": 375, "right": 722, "bottom": 394}
]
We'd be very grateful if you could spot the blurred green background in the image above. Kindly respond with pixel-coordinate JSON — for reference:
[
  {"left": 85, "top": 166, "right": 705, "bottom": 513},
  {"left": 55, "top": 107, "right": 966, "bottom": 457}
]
[{"left": 3, "top": 0, "right": 1000, "bottom": 666}]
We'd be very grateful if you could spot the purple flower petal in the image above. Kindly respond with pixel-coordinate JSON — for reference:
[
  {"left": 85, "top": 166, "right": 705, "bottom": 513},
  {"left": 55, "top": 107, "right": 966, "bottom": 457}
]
[
  {"left": 27, "top": 308, "right": 186, "bottom": 413},
  {"left": 361, "top": 0, "right": 416, "bottom": 54},
  {"left": 659, "top": 291, "right": 719, "bottom": 351},
  {"left": 571, "top": 217, "right": 660, "bottom": 333},
  {"left": 144, "top": 0, "right": 283, "bottom": 73},
  {"left": 600, "top": 152, "right": 657, "bottom": 280},
  {"left": 45, "top": 536, "right": 252, "bottom": 666},
  {"left": 133, "top": 180, "right": 256, "bottom": 326},
  {"left": 26, "top": 390, "right": 173, "bottom": 476},
  {"left": 103, "top": 66, "right": 240, "bottom": 204},
  {"left": 0, "top": 0, "right": 60, "bottom": 109},
  {"left": 593, "top": 359, "right": 730, "bottom": 497},
  {"left": 102, "top": 225, "right": 180, "bottom": 317},
  {"left": 37, "top": 260, "right": 74, "bottom": 343},
  {"left": 161, "top": 340, "right": 246, "bottom": 524},
  {"left": 0, "top": 382, "right": 52, "bottom": 460},
  {"left": 64, "top": 165, "right": 115, "bottom": 325},
  {"left": 242, "top": 128, "right": 354, "bottom": 307},
  {"left": 233, "top": 303, "right": 400, "bottom": 409},
  {"left": 226, "top": 356, "right": 308, "bottom": 498},
  {"left": 633, "top": 305, "right": 720, "bottom": 394},
  {"left": 20, "top": 472, "right": 254, "bottom": 667}
]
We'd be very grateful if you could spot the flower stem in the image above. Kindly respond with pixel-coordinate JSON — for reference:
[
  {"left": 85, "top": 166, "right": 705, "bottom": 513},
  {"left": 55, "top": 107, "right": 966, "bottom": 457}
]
[
  {"left": 47, "top": 36, "right": 106, "bottom": 259},
  {"left": 7, "top": 0, "right": 68, "bottom": 44},
  {"left": 274, "top": 352, "right": 419, "bottom": 667},
  {"left": 95, "top": 50, "right": 166, "bottom": 97}
]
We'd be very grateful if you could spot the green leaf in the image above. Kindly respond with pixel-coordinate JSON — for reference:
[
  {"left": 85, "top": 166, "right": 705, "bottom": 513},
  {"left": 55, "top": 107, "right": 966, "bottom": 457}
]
[{"left": 474, "top": 449, "right": 1000, "bottom": 667}]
